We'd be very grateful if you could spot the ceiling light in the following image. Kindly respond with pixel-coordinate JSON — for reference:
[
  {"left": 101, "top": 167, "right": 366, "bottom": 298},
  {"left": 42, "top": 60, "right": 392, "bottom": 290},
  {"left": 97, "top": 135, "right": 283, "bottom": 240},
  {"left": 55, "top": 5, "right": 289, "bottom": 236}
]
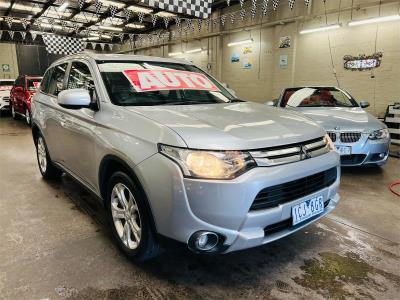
[
  {"left": 99, "top": 25, "right": 122, "bottom": 32},
  {"left": 348, "top": 15, "right": 400, "bottom": 26},
  {"left": 87, "top": 36, "right": 99, "bottom": 41},
  {"left": 58, "top": 1, "right": 69, "bottom": 12},
  {"left": 0, "top": 2, "right": 11, "bottom": 9},
  {"left": 127, "top": 5, "right": 153, "bottom": 14},
  {"left": 40, "top": 23, "right": 63, "bottom": 30},
  {"left": 186, "top": 48, "right": 202, "bottom": 54},
  {"left": 155, "top": 11, "right": 176, "bottom": 18},
  {"left": 168, "top": 52, "right": 183, "bottom": 57},
  {"left": 125, "top": 23, "right": 146, "bottom": 29},
  {"left": 13, "top": 4, "right": 42, "bottom": 13},
  {"left": 227, "top": 38, "right": 254, "bottom": 47},
  {"left": 98, "top": 0, "right": 125, "bottom": 8},
  {"left": 299, "top": 24, "right": 341, "bottom": 34}
]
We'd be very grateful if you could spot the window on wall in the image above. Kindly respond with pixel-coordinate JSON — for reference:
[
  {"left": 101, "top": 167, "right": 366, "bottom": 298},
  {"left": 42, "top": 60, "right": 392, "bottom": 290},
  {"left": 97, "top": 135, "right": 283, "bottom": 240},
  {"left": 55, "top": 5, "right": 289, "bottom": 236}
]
[{"left": 47, "top": 63, "right": 68, "bottom": 96}]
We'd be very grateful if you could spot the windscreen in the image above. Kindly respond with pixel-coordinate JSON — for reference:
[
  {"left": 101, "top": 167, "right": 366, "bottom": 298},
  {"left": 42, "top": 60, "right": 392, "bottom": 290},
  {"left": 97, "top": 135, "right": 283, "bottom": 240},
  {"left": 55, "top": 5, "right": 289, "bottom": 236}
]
[
  {"left": 27, "top": 78, "right": 42, "bottom": 91},
  {"left": 98, "top": 61, "right": 235, "bottom": 106},
  {"left": 281, "top": 87, "right": 358, "bottom": 108},
  {"left": 0, "top": 81, "right": 14, "bottom": 91}
]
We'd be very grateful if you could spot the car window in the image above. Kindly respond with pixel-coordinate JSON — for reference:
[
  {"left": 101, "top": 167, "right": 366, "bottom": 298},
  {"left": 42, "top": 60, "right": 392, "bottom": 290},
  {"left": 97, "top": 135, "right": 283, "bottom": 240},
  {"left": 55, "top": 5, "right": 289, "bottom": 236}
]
[
  {"left": 98, "top": 61, "right": 235, "bottom": 106},
  {"left": 27, "top": 78, "right": 42, "bottom": 91},
  {"left": 281, "top": 87, "right": 358, "bottom": 108},
  {"left": 47, "top": 63, "right": 68, "bottom": 96},
  {"left": 40, "top": 69, "right": 53, "bottom": 94},
  {"left": 67, "top": 62, "right": 95, "bottom": 91}
]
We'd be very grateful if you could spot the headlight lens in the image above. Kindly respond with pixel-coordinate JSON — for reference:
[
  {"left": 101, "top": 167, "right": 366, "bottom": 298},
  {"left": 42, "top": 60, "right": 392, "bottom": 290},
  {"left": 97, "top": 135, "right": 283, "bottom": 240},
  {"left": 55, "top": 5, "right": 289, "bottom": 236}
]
[
  {"left": 159, "top": 144, "right": 256, "bottom": 179},
  {"left": 369, "top": 128, "right": 390, "bottom": 140},
  {"left": 324, "top": 134, "right": 336, "bottom": 151}
]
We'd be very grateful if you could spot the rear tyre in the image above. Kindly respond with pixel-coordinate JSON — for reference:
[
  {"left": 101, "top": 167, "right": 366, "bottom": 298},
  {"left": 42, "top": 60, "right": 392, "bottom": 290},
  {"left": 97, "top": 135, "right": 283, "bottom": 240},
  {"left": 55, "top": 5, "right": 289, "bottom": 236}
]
[
  {"left": 35, "top": 134, "right": 62, "bottom": 180},
  {"left": 106, "top": 171, "right": 161, "bottom": 262}
]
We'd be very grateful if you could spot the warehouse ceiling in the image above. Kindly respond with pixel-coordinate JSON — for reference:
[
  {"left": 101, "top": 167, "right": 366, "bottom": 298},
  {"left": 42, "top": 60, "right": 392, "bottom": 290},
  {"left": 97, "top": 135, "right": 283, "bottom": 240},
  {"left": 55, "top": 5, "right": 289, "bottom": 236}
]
[{"left": 0, "top": 0, "right": 230, "bottom": 44}]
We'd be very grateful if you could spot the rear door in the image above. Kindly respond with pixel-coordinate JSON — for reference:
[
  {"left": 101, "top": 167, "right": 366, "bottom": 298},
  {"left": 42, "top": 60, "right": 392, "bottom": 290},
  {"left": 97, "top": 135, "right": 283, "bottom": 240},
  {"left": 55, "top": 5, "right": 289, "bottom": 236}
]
[{"left": 12, "top": 77, "right": 25, "bottom": 113}]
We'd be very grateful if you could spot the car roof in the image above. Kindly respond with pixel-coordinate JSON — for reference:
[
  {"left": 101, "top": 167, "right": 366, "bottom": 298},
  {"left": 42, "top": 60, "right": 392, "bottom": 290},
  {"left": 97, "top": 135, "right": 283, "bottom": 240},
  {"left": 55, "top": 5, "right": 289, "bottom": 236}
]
[{"left": 52, "top": 51, "right": 194, "bottom": 67}]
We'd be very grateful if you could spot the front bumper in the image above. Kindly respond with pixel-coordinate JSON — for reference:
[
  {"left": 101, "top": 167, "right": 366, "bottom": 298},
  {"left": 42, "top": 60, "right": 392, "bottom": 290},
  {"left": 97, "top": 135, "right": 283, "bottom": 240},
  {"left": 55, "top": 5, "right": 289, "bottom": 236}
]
[
  {"left": 334, "top": 134, "right": 390, "bottom": 166},
  {"left": 0, "top": 100, "right": 10, "bottom": 111},
  {"left": 135, "top": 151, "right": 340, "bottom": 253}
]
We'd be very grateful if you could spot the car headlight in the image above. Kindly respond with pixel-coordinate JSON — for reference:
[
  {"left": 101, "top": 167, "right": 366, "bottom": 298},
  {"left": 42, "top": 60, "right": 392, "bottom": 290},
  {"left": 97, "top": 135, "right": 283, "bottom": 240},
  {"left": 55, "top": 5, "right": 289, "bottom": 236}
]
[
  {"left": 324, "top": 134, "right": 336, "bottom": 151},
  {"left": 369, "top": 128, "right": 390, "bottom": 140},
  {"left": 159, "top": 144, "right": 256, "bottom": 179}
]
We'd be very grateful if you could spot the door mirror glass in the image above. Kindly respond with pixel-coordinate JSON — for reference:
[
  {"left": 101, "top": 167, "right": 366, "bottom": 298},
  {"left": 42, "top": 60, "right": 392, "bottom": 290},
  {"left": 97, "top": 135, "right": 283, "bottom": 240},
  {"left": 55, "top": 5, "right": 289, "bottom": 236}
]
[
  {"left": 359, "top": 101, "right": 370, "bottom": 108},
  {"left": 57, "top": 88, "right": 91, "bottom": 109}
]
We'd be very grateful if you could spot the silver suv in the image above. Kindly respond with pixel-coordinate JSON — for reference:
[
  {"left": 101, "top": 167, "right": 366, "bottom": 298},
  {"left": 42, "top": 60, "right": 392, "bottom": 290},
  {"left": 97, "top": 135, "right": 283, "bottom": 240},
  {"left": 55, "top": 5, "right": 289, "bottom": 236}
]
[{"left": 32, "top": 53, "right": 341, "bottom": 261}]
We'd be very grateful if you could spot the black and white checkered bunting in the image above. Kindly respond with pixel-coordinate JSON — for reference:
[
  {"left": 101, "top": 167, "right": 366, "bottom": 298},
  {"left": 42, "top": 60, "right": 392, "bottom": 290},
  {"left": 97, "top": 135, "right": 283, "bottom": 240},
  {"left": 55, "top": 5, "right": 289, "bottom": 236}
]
[
  {"left": 143, "top": 0, "right": 212, "bottom": 19},
  {"left": 42, "top": 34, "right": 85, "bottom": 55}
]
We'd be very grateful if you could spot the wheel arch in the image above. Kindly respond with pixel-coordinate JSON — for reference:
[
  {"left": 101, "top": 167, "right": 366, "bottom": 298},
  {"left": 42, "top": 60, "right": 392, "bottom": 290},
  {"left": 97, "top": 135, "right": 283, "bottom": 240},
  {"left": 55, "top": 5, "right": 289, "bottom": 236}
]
[{"left": 98, "top": 155, "right": 158, "bottom": 233}]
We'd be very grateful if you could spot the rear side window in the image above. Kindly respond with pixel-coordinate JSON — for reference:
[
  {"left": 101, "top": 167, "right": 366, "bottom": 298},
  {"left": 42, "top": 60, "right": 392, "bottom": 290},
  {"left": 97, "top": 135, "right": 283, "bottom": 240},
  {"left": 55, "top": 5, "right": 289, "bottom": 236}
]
[{"left": 47, "top": 63, "right": 68, "bottom": 96}]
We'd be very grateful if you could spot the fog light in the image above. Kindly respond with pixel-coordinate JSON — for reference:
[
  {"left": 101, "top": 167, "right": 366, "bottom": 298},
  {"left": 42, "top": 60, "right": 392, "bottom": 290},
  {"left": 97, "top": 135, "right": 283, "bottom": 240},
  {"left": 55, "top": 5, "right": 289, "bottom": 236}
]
[
  {"left": 191, "top": 231, "right": 219, "bottom": 251},
  {"left": 379, "top": 153, "right": 385, "bottom": 158}
]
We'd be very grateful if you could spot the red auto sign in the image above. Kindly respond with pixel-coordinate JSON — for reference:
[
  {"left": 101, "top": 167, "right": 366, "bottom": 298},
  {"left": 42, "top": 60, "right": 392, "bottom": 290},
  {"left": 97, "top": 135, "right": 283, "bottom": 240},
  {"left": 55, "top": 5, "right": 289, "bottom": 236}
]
[{"left": 123, "top": 69, "right": 220, "bottom": 93}]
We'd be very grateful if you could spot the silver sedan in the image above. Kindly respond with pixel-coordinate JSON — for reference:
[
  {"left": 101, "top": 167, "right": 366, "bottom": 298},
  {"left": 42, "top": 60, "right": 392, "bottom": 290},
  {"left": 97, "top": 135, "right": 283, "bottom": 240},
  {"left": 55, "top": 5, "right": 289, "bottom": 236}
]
[{"left": 272, "top": 86, "right": 390, "bottom": 166}]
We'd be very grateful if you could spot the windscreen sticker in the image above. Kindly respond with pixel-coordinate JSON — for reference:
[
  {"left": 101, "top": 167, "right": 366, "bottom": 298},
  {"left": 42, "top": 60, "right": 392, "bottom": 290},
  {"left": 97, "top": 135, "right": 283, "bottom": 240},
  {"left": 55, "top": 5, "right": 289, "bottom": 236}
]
[
  {"left": 32, "top": 82, "right": 41, "bottom": 89},
  {"left": 123, "top": 69, "right": 220, "bottom": 93},
  {"left": 0, "top": 86, "right": 13, "bottom": 91}
]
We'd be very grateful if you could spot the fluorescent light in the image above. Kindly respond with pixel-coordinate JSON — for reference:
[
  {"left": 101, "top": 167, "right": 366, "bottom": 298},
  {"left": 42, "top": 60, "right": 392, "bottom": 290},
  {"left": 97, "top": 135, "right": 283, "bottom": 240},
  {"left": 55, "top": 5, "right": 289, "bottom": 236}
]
[
  {"left": 348, "top": 15, "right": 400, "bottom": 26},
  {"left": 186, "top": 48, "right": 202, "bottom": 54},
  {"left": 98, "top": 0, "right": 125, "bottom": 8},
  {"left": 0, "top": 1, "right": 11, "bottom": 9},
  {"left": 155, "top": 11, "right": 176, "bottom": 18},
  {"left": 299, "top": 24, "right": 341, "bottom": 34},
  {"left": 13, "top": 4, "right": 42, "bottom": 13},
  {"left": 125, "top": 23, "right": 146, "bottom": 29},
  {"left": 99, "top": 25, "right": 122, "bottom": 32},
  {"left": 40, "top": 23, "right": 63, "bottom": 30},
  {"left": 168, "top": 52, "right": 183, "bottom": 56},
  {"left": 227, "top": 38, "right": 254, "bottom": 47},
  {"left": 58, "top": 1, "right": 69, "bottom": 12},
  {"left": 128, "top": 5, "right": 153, "bottom": 14}
]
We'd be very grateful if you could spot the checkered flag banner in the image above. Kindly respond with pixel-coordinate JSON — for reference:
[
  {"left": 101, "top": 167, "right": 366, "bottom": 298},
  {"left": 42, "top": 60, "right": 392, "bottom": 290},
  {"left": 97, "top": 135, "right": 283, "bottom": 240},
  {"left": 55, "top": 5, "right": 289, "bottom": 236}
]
[
  {"left": 262, "top": 0, "right": 269, "bottom": 15},
  {"left": 230, "top": 12, "right": 235, "bottom": 24},
  {"left": 197, "top": 18, "right": 202, "bottom": 31},
  {"left": 123, "top": 8, "right": 132, "bottom": 21},
  {"left": 78, "top": 0, "right": 85, "bottom": 10},
  {"left": 138, "top": 12, "right": 145, "bottom": 23},
  {"left": 109, "top": 5, "right": 118, "bottom": 18},
  {"left": 94, "top": 0, "right": 102, "bottom": 15},
  {"left": 240, "top": 9, "right": 246, "bottom": 21},
  {"left": 273, "top": 0, "right": 279, "bottom": 10},
  {"left": 31, "top": 32, "right": 37, "bottom": 41},
  {"left": 220, "top": 15, "right": 226, "bottom": 26},
  {"left": 8, "top": 31, "right": 14, "bottom": 40},
  {"left": 20, "top": 31, "right": 27, "bottom": 40},
  {"left": 143, "top": 0, "right": 212, "bottom": 19},
  {"left": 21, "top": 18, "right": 29, "bottom": 30},
  {"left": 164, "top": 17, "right": 171, "bottom": 28},
  {"left": 289, "top": 0, "right": 295, "bottom": 9},
  {"left": 205, "top": 18, "right": 210, "bottom": 32},
  {"left": 226, "top": 0, "right": 230, "bottom": 6},
  {"left": 5, "top": 17, "right": 13, "bottom": 28},
  {"left": 151, "top": 14, "right": 158, "bottom": 26},
  {"left": 43, "top": 34, "right": 85, "bottom": 55},
  {"left": 118, "top": 33, "right": 125, "bottom": 42},
  {"left": 251, "top": 0, "right": 257, "bottom": 19},
  {"left": 305, "top": 0, "right": 310, "bottom": 5}
]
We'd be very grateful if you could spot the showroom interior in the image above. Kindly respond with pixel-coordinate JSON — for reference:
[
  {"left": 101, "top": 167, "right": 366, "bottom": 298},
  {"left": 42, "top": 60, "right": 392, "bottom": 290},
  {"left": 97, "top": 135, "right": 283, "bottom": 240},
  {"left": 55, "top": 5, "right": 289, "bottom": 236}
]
[{"left": 0, "top": 0, "right": 400, "bottom": 299}]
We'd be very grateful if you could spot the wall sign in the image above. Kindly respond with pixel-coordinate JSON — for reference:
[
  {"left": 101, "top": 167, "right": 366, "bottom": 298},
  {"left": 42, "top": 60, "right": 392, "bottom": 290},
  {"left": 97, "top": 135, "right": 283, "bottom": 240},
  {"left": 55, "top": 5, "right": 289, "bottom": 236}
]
[
  {"left": 279, "top": 36, "right": 291, "bottom": 49},
  {"left": 343, "top": 52, "right": 383, "bottom": 71},
  {"left": 2, "top": 64, "right": 10, "bottom": 72},
  {"left": 231, "top": 53, "right": 240, "bottom": 63},
  {"left": 279, "top": 55, "right": 288, "bottom": 69}
]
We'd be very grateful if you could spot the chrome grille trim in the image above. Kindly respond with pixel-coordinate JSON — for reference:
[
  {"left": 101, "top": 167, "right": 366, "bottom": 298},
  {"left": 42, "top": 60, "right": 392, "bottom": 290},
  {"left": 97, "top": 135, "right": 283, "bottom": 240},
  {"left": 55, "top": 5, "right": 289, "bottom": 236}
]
[
  {"left": 249, "top": 137, "right": 329, "bottom": 167},
  {"left": 339, "top": 132, "right": 361, "bottom": 143},
  {"left": 327, "top": 132, "right": 337, "bottom": 142}
]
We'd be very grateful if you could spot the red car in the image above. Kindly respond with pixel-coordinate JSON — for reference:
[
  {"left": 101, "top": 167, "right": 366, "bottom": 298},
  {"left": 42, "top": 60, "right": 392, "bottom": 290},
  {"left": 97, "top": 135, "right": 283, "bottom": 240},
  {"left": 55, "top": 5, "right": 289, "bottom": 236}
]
[{"left": 10, "top": 75, "right": 42, "bottom": 125}]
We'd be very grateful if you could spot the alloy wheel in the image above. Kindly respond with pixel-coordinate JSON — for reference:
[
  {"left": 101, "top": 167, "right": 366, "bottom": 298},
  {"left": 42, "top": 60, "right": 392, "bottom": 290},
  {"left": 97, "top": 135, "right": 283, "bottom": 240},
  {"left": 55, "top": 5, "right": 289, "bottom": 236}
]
[
  {"left": 37, "top": 137, "right": 47, "bottom": 173},
  {"left": 111, "top": 183, "right": 142, "bottom": 250}
]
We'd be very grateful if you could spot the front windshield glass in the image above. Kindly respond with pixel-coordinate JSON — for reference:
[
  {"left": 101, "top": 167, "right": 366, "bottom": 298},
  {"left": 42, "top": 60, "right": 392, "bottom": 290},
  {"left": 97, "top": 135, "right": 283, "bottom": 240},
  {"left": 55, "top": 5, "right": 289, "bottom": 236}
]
[
  {"left": 281, "top": 87, "right": 358, "bottom": 108},
  {"left": 98, "top": 61, "right": 235, "bottom": 106},
  {"left": 0, "top": 81, "right": 14, "bottom": 91}
]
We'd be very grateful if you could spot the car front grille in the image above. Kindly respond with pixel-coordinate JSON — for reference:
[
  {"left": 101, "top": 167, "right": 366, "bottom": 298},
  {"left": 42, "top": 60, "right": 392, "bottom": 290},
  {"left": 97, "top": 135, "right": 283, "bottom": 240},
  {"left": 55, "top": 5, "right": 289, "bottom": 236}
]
[
  {"left": 250, "top": 167, "right": 337, "bottom": 211},
  {"left": 327, "top": 132, "right": 337, "bottom": 142},
  {"left": 340, "top": 154, "right": 366, "bottom": 165},
  {"left": 340, "top": 132, "right": 361, "bottom": 143},
  {"left": 2, "top": 96, "right": 10, "bottom": 102},
  {"left": 249, "top": 137, "right": 329, "bottom": 167}
]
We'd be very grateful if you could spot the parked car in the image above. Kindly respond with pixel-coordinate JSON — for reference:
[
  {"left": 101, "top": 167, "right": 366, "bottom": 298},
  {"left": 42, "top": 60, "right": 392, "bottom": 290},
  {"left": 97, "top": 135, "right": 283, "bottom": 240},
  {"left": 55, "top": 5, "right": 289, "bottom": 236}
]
[
  {"left": 0, "top": 79, "right": 15, "bottom": 116},
  {"left": 272, "top": 86, "right": 390, "bottom": 166},
  {"left": 32, "top": 53, "right": 340, "bottom": 261},
  {"left": 10, "top": 75, "right": 42, "bottom": 125}
]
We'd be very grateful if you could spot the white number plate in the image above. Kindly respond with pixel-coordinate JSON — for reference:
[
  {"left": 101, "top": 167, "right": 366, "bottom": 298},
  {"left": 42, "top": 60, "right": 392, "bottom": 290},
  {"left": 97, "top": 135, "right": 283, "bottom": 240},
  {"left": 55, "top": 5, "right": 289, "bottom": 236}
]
[
  {"left": 336, "top": 145, "right": 351, "bottom": 156},
  {"left": 292, "top": 195, "right": 324, "bottom": 226}
]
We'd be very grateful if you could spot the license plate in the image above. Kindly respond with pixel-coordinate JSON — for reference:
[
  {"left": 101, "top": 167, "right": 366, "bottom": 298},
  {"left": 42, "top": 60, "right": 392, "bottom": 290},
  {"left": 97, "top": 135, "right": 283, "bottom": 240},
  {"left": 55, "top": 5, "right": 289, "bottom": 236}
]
[
  {"left": 336, "top": 145, "right": 351, "bottom": 156},
  {"left": 292, "top": 195, "right": 324, "bottom": 226}
]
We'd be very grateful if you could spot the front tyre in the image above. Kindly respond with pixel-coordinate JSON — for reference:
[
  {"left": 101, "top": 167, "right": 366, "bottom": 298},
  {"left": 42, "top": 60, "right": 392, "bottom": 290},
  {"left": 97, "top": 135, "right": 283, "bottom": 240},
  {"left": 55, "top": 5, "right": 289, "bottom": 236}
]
[
  {"left": 106, "top": 172, "right": 160, "bottom": 262},
  {"left": 35, "top": 134, "right": 62, "bottom": 180}
]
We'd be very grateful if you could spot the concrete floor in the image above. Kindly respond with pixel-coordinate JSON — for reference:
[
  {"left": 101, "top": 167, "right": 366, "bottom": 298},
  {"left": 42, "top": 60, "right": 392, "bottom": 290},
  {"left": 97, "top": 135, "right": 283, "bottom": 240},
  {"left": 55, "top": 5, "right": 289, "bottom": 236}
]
[{"left": 0, "top": 116, "right": 399, "bottom": 300}]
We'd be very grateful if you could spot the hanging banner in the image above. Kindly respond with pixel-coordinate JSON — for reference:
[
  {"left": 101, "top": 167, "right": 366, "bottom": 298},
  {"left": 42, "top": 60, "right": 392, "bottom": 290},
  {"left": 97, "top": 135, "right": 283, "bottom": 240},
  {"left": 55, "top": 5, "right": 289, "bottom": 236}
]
[
  {"left": 123, "top": 70, "right": 220, "bottom": 93},
  {"left": 42, "top": 34, "right": 85, "bottom": 55},
  {"left": 142, "top": 0, "right": 212, "bottom": 19}
]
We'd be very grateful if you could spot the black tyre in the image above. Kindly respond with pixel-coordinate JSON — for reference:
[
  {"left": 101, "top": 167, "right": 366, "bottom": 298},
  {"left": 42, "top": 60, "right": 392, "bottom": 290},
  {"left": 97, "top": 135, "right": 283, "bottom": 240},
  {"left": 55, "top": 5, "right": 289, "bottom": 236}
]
[
  {"left": 35, "top": 134, "right": 62, "bottom": 180},
  {"left": 106, "top": 171, "right": 160, "bottom": 262}
]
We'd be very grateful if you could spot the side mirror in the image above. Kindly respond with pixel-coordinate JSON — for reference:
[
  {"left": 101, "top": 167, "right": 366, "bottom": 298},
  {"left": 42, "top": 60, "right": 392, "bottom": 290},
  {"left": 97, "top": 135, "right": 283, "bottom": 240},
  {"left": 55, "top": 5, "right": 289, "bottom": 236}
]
[
  {"left": 57, "top": 88, "right": 91, "bottom": 109},
  {"left": 359, "top": 101, "right": 370, "bottom": 108}
]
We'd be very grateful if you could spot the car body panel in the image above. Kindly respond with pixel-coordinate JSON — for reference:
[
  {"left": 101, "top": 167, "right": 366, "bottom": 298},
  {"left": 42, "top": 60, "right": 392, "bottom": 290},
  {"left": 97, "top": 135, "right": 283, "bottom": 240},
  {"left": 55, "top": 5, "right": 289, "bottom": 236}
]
[
  {"left": 10, "top": 76, "right": 42, "bottom": 115},
  {"left": 0, "top": 79, "right": 14, "bottom": 111}
]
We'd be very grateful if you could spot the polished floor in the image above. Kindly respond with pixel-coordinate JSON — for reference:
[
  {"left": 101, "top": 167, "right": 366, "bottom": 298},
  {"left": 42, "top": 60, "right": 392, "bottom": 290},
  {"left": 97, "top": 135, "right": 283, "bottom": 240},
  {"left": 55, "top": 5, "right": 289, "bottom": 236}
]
[{"left": 0, "top": 116, "right": 399, "bottom": 300}]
